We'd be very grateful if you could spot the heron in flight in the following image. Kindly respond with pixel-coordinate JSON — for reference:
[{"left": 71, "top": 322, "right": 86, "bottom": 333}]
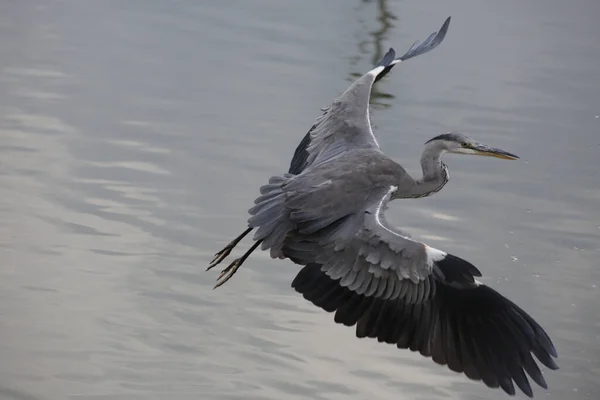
[{"left": 207, "top": 17, "right": 558, "bottom": 398}]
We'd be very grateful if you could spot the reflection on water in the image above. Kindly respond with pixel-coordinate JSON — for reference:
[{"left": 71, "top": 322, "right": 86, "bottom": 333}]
[
  {"left": 1, "top": 0, "right": 599, "bottom": 399},
  {"left": 350, "top": 0, "right": 397, "bottom": 109}
]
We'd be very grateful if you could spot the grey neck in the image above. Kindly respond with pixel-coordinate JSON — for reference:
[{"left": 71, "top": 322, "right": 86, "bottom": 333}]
[{"left": 411, "top": 145, "right": 449, "bottom": 198}]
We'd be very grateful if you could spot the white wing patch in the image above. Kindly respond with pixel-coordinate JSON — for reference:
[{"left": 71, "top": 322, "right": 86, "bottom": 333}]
[
  {"left": 367, "top": 65, "right": 386, "bottom": 78},
  {"left": 374, "top": 185, "right": 448, "bottom": 268},
  {"left": 425, "top": 245, "right": 447, "bottom": 266},
  {"left": 365, "top": 101, "right": 379, "bottom": 148},
  {"left": 373, "top": 186, "right": 399, "bottom": 236},
  {"left": 364, "top": 65, "right": 387, "bottom": 148}
]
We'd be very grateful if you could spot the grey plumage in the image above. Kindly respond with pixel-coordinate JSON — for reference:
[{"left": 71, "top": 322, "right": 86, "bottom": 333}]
[{"left": 207, "top": 16, "right": 556, "bottom": 398}]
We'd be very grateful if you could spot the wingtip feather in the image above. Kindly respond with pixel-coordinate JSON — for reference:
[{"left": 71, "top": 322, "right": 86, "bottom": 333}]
[
  {"left": 396, "top": 15, "right": 452, "bottom": 62},
  {"left": 374, "top": 47, "right": 396, "bottom": 68}
]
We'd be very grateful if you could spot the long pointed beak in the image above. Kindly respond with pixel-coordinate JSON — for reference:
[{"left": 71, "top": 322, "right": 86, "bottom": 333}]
[{"left": 471, "top": 144, "right": 519, "bottom": 160}]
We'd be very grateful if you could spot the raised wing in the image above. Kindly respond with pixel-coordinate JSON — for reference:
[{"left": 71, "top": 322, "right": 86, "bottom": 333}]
[
  {"left": 282, "top": 186, "right": 558, "bottom": 398},
  {"left": 288, "top": 48, "right": 397, "bottom": 175},
  {"left": 288, "top": 16, "right": 451, "bottom": 175}
]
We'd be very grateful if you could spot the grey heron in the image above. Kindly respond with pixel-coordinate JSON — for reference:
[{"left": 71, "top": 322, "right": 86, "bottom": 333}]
[{"left": 207, "top": 16, "right": 558, "bottom": 398}]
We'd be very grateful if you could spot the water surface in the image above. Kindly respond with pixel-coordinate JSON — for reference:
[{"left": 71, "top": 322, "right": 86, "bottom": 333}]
[{"left": 1, "top": 1, "right": 599, "bottom": 399}]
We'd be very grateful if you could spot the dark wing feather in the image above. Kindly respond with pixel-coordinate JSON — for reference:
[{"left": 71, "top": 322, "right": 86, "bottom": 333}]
[
  {"left": 292, "top": 262, "right": 558, "bottom": 398},
  {"left": 288, "top": 131, "right": 311, "bottom": 174}
]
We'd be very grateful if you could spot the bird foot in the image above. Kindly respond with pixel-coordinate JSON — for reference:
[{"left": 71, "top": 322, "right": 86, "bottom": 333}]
[
  {"left": 207, "top": 227, "right": 253, "bottom": 272},
  {"left": 207, "top": 244, "right": 235, "bottom": 271},
  {"left": 213, "top": 258, "right": 242, "bottom": 289}
]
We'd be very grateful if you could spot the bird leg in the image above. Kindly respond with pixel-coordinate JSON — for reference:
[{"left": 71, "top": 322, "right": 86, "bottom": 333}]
[
  {"left": 213, "top": 239, "right": 263, "bottom": 289},
  {"left": 207, "top": 227, "right": 253, "bottom": 271}
]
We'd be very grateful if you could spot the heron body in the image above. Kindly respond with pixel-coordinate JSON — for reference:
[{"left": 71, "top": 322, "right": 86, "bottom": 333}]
[{"left": 207, "top": 17, "right": 557, "bottom": 398}]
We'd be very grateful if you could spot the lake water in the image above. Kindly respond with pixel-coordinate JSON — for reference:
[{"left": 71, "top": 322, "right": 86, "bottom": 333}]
[{"left": 1, "top": 1, "right": 599, "bottom": 399}]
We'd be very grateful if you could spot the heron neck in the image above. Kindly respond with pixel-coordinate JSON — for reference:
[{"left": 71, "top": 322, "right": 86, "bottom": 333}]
[{"left": 412, "top": 147, "right": 449, "bottom": 198}]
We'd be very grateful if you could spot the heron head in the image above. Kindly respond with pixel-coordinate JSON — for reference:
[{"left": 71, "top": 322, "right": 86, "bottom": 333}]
[{"left": 425, "top": 132, "right": 519, "bottom": 160}]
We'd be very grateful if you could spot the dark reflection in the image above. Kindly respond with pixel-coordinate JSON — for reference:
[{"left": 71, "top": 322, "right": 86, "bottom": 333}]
[{"left": 349, "top": 0, "right": 397, "bottom": 109}]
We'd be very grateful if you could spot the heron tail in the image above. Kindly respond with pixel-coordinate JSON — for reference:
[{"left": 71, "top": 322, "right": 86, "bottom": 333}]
[{"left": 248, "top": 175, "right": 295, "bottom": 259}]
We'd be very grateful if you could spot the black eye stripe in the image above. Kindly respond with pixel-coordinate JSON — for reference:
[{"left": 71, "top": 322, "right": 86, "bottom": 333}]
[
  {"left": 424, "top": 133, "right": 469, "bottom": 145},
  {"left": 425, "top": 133, "right": 456, "bottom": 144}
]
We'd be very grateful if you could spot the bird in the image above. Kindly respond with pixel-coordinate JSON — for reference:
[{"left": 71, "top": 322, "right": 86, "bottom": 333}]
[{"left": 207, "top": 16, "right": 558, "bottom": 398}]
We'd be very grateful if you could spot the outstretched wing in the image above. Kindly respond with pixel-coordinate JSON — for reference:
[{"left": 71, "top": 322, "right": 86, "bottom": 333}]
[
  {"left": 288, "top": 16, "right": 451, "bottom": 175},
  {"left": 284, "top": 186, "right": 558, "bottom": 398}
]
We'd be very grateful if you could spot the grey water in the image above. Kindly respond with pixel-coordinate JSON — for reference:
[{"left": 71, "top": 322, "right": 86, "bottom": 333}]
[{"left": 0, "top": 1, "right": 599, "bottom": 399}]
